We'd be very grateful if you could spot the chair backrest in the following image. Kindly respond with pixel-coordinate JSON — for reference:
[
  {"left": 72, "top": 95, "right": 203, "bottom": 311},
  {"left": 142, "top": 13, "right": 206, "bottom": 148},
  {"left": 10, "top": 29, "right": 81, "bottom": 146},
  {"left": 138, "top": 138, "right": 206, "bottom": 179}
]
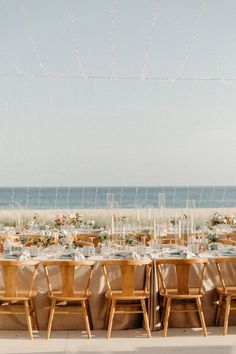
[
  {"left": 158, "top": 237, "right": 187, "bottom": 246},
  {"left": 217, "top": 239, "right": 236, "bottom": 246},
  {"left": 42, "top": 260, "right": 95, "bottom": 297},
  {"left": 74, "top": 240, "right": 94, "bottom": 247},
  {"left": 74, "top": 234, "right": 100, "bottom": 247},
  {"left": 155, "top": 258, "right": 208, "bottom": 295},
  {"left": 128, "top": 234, "right": 151, "bottom": 245},
  {"left": 226, "top": 233, "right": 236, "bottom": 240},
  {"left": 214, "top": 257, "right": 236, "bottom": 293},
  {"left": 0, "top": 235, "right": 20, "bottom": 242},
  {"left": 101, "top": 259, "right": 152, "bottom": 296},
  {"left": 0, "top": 260, "right": 39, "bottom": 297},
  {"left": 24, "top": 235, "right": 40, "bottom": 246}
]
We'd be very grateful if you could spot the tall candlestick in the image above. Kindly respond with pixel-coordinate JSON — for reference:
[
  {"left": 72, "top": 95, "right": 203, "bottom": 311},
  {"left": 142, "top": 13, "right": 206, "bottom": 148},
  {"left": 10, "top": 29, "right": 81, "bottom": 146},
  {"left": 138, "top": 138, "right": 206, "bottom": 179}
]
[
  {"left": 17, "top": 213, "right": 21, "bottom": 228},
  {"left": 190, "top": 215, "right": 194, "bottom": 234},
  {"left": 137, "top": 208, "right": 140, "bottom": 223},
  {"left": 178, "top": 220, "right": 181, "bottom": 239},
  {"left": 122, "top": 224, "right": 126, "bottom": 238},
  {"left": 111, "top": 215, "right": 115, "bottom": 235},
  {"left": 153, "top": 220, "right": 157, "bottom": 239},
  {"left": 148, "top": 207, "right": 151, "bottom": 221}
]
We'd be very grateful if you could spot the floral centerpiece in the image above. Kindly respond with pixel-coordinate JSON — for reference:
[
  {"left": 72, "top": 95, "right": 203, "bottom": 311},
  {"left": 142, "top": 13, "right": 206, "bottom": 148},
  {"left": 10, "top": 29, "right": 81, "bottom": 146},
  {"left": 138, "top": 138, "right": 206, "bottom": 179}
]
[
  {"left": 54, "top": 212, "right": 97, "bottom": 230},
  {"left": 125, "top": 235, "right": 137, "bottom": 246},
  {"left": 99, "top": 230, "right": 111, "bottom": 244},
  {"left": 207, "top": 212, "right": 235, "bottom": 228},
  {"left": 170, "top": 214, "right": 188, "bottom": 226},
  {"left": 206, "top": 230, "right": 219, "bottom": 243}
]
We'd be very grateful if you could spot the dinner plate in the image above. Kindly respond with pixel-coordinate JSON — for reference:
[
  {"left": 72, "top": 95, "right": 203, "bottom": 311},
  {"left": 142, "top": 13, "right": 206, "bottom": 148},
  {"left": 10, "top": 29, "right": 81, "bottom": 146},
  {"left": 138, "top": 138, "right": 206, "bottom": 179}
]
[
  {"left": 60, "top": 255, "right": 73, "bottom": 259},
  {"left": 3, "top": 254, "right": 18, "bottom": 259}
]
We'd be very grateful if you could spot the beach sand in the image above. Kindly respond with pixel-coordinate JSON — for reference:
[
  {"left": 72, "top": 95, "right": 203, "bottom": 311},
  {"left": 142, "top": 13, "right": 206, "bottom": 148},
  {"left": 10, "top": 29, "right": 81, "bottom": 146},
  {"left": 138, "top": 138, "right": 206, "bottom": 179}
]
[{"left": 0, "top": 208, "right": 235, "bottom": 226}]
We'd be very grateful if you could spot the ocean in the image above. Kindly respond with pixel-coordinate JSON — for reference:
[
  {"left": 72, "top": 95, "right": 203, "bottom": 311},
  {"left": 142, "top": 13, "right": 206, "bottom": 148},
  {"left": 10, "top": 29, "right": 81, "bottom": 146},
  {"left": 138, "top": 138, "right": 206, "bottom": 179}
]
[{"left": 0, "top": 186, "right": 235, "bottom": 209}]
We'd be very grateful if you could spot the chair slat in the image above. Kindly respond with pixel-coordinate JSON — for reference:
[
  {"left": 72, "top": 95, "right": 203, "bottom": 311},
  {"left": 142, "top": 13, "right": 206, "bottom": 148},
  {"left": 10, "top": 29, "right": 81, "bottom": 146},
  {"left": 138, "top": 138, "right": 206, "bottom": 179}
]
[
  {"left": 120, "top": 265, "right": 136, "bottom": 296},
  {"left": 176, "top": 264, "right": 190, "bottom": 295}
]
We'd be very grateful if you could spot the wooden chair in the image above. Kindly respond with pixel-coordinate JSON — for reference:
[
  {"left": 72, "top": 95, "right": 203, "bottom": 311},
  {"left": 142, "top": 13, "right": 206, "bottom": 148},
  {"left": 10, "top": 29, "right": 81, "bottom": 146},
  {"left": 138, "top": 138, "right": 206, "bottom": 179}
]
[
  {"left": 218, "top": 239, "right": 236, "bottom": 246},
  {"left": 0, "top": 260, "right": 39, "bottom": 339},
  {"left": 214, "top": 257, "right": 236, "bottom": 335},
  {"left": 0, "top": 235, "right": 20, "bottom": 242},
  {"left": 74, "top": 240, "right": 94, "bottom": 247},
  {"left": 226, "top": 233, "right": 236, "bottom": 241},
  {"left": 74, "top": 234, "right": 100, "bottom": 247},
  {"left": 101, "top": 259, "right": 152, "bottom": 339},
  {"left": 42, "top": 260, "right": 95, "bottom": 339},
  {"left": 155, "top": 258, "right": 208, "bottom": 337},
  {"left": 158, "top": 237, "right": 187, "bottom": 246},
  {"left": 24, "top": 235, "right": 40, "bottom": 247},
  {"left": 128, "top": 234, "right": 151, "bottom": 245}
]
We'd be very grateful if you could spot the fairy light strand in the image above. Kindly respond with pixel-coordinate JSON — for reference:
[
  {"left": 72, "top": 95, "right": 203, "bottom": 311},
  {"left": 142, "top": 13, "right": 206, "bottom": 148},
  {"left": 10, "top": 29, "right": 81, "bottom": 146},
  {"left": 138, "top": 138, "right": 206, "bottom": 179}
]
[
  {"left": 66, "top": 0, "right": 87, "bottom": 79},
  {"left": 110, "top": 0, "right": 118, "bottom": 79},
  {"left": 19, "top": 1, "right": 48, "bottom": 76},
  {"left": 173, "top": 0, "right": 208, "bottom": 82},
  {"left": 0, "top": 44, "right": 25, "bottom": 76},
  {"left": 140, "top": 0, "right": 161, "bottom": 79},
  {"left": 1, "top": 73, "right": 236, "bottom": 82}
]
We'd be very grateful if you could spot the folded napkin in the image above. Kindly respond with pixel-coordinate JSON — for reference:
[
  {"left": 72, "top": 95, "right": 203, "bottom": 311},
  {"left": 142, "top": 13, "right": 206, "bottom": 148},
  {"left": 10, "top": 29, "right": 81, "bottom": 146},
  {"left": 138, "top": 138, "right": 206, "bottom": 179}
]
[
  {"left": 151, "top": 248, "right": 197, "bottom": 259},
  {"left": 74, "top": 252, "right": 85, "bottom": 261},
  {"left": 219, "top": 250, "right": 236, "bottom": 256},
  {"left": 60, "top": 254, "right": 73, "bottom": 259},
  {"left": 88, "top": 255, "right": 104, "bottom": 260},
  {"left": 3, "top": 254, "right": 18, "bottom": 259},
  {"left": 114, "top": 251, "right": 142, "bottom": 260},
  {"left": 19, "top": 253, "right": 31, "bottom": 261}
]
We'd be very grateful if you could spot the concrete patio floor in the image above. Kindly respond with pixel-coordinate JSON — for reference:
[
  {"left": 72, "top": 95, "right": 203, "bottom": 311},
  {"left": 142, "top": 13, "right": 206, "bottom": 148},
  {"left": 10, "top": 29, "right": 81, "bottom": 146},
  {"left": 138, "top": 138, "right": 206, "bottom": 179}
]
[{"left": 1, "top": 327, "right": 236, "bottom": 354}]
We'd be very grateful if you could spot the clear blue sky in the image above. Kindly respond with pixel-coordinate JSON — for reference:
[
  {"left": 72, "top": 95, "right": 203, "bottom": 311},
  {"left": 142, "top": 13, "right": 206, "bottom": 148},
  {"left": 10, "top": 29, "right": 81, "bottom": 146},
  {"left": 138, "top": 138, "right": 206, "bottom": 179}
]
[{"left": 0, "top": 0, "right": 235, "bottom": 186}]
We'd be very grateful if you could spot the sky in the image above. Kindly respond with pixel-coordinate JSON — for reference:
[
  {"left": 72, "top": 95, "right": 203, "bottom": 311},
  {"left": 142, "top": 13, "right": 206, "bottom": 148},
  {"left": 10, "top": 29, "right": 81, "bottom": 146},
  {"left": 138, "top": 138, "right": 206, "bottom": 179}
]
[{"left": 0, "top": 0, "right": 235, "bottom": 187}]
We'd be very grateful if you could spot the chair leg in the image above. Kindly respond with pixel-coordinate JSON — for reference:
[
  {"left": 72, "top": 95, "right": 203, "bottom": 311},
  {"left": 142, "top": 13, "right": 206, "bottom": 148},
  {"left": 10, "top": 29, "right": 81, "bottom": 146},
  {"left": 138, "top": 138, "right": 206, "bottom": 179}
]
[
  {"left": 30, "top": 298, "right": 39, "bottom": 331},
  {"left": 196, "top": 298, "right": 207, "bottom": 337},
  {"left": 46, "top": 299, "right": 56, "bottom": 339},
  {"left": 215, "top": 294, "right": 223, "bottom": 326},
  {"left": 105, "top": 298, "right": 112, "bottom": 329},
  {"left": 161, "top": 297, "right": 167, "bottom": 322},
  {"left": 81, "top": 300, "right": 91, "bottom": 339},
  {"left": 107, "top": 299, "right": 116, "bottom": 339},
  {"left": 86, "top": 299, "right": 93, "bottom": 330},
  {"left": 163, "top": 298, "right": 171, "bottom": 337},
  {"left": 224, "top": 296, "right": 231, "bottom": 336},
  {"left": 24, "top": 300, "right": 33, "bottom": 340},
  {"left": 141, "top": 299, "right": 151, "bottom": 338}
]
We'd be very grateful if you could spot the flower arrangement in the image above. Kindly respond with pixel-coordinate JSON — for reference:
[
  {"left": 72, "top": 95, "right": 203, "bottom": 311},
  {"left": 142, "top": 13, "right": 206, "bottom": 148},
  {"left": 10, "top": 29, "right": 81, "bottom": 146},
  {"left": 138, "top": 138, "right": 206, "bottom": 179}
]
[
  {"left": 206, "top": 230, "right": 219, "bottom": 243},
  {"left": 170, "top": 214, "right": 188, "bottom": 226},
  {"left": 113, "top": 216, "right": 128, "bottom": 223},
  {"left": 125, "top": 235, "right": 138, "bottom": 246},
  {"left": 54, "top": 212, "right": 97, "bottom": 229},
  {"left": 99, "top": 230, "right": 110, "bottom": 244},
  {"left": 208, "top": 212, "right": 235, "bottom": 227},
  {"left": 40, "top": 230, "right": 74, "bottom": 248}
]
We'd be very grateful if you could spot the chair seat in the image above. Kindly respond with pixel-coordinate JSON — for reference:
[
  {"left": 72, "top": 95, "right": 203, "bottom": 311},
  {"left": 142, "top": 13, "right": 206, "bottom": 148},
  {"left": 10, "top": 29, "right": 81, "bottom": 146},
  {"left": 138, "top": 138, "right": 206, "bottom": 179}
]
[
  {"left": 0, "top": 290, "right": 37, "bottom": 301},
  {"left": 49, "top": 290, "right": 90, "bottom": 301},
  {"left": 160, "top": 288, "right": 204, "bottom": 299},
  {"left": 216, "top": 286, "right": 236, "bottom": 296},
  {"left": 105, "top": 290, "right": 149, "bottom": 300}
]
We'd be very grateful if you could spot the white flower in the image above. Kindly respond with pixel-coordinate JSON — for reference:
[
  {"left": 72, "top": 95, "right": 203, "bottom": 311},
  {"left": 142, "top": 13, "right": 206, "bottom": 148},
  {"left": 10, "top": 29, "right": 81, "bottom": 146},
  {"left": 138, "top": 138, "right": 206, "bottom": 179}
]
[
  {"left": 61, "top": 229, "right": 68, "bottom": 236},
  {"left": 27, "top": 220, "right": 35, "bottom": 228},
  {"left": 45, "top": 230, "right": 52, "bottom": 238}
]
